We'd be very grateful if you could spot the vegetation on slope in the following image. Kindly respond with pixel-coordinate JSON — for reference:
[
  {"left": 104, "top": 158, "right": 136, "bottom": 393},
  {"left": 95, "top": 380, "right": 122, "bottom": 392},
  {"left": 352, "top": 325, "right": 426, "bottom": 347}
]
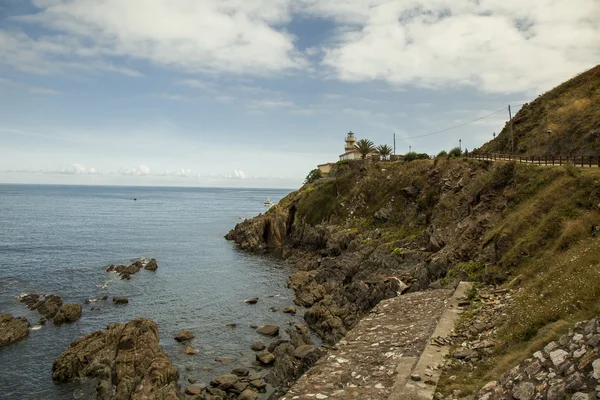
[{"left": 479, "top": 64, "right": 600, "bottom": 156}]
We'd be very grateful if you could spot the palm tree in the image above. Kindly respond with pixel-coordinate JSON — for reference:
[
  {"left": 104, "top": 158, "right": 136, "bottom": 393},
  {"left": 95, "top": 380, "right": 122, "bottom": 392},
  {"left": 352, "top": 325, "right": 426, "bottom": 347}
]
[
  {"left": 376, "top": 144, "right": 393, "bottom": 160},
  {"left": 355, "top": 139, "right": 375, "bottom": 159}
]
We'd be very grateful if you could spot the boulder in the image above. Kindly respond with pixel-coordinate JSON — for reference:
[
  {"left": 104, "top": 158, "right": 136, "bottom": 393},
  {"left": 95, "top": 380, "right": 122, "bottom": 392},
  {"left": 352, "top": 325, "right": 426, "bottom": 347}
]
[
  {"left": 210, "top": 374, "right": 238, "bottom": 389},
  {"left": 144, "top": 258, "right": 158, "bottom": 271},
  {"left": 215, "top": 357, "right": 236, "bottom": 364},
  {"left": 184, "top": 346, "right": 199, "bottom": 355},
  {"left": 282, "top": 306, "right": 297, "bottom": 314},
  {"left": 293, "top": 344, "right": 319, "bottom": 359},
  {"left": 112, "top": 297, "right": 128, "bottom": 304},
  {"left": 256, "top": 350, "right": 276, "bottom": 365},
  {"left": 239, "top": 388, "right": 259, "bottom": 400},
  {"left": 244, "top": 297, "right": 259, "bottom": 304},
  {"left": 174, "top": 329, "right": 194, "bottom": 342},
  {"left": 185, "top": 385, "right": 203, "bottom": 395},
  {"left": 53, "top": 304, "right": 82, "bottom": 325},
  {"left": 52, "top": 318, "right": 179, "bottom": 399},
  {"left": 106, "top": 264, "right": 115, "bottom": 272},
  {"left": 0, "top": 313, "right": 30, "bottom": 349},
  {"left": 251, "top": 343, "right": 266, "bottom": 351},
  {"left": 256, "top": 324, "right": 279, "bottom": 336}
]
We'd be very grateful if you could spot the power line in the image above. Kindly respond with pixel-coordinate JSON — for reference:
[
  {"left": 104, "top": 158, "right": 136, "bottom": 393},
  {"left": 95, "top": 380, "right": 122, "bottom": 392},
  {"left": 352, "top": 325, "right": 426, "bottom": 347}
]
[{"left": 400, "top": 104, "right": 524, "bottom": 140}]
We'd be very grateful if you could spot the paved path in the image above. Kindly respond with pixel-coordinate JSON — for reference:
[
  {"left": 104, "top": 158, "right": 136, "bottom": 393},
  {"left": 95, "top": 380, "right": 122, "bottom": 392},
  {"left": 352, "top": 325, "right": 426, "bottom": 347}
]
[{"left": 280, "top": 283, "right": 471, "bottom": 400}]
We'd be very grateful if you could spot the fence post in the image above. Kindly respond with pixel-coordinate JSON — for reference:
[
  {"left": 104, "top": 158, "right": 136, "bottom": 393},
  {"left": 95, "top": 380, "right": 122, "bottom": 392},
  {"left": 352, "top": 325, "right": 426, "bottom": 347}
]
[
  {"left": 581, "top": 156, "right": 584, "bottom": 167},
  {"left": 589, "top": 157, "right": 592, "bottom": 168}
]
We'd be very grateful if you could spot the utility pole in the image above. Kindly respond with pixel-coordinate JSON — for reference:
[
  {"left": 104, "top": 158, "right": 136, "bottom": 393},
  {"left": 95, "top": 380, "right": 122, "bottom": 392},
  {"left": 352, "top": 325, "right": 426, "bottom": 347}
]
[
  {"left": 459, "top": 139, "right": 462, "bottom": 151},
  {"left": 393, "top": 133, "right": 396, "bottom": 155},
  {"left": 547, "top": 128, "right": 552, "bottom": 158},
  {"left": 509, "top": 105, "right": 514, "bottom": 153}
]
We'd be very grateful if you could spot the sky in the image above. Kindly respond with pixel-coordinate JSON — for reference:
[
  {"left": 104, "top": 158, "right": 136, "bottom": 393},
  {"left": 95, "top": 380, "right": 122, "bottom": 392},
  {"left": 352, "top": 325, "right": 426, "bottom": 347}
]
[{"left": 0, "top": 0, "right": 598, "bottom": 188}]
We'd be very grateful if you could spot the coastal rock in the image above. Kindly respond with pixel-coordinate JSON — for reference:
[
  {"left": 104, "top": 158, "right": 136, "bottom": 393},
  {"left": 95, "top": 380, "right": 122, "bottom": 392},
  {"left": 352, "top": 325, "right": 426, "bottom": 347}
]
[
  {"left": 210, "top": 374, "right": 239, "bottom": 389},
  {"left": 106, "top": 264, "right": 115, "bottom": 272},
  {"left": 144, "top": 258, "right": 158, "bottom": 271},
  {"left": 251, "top": 343, "right": 266, "bottom": 351},
  {"left": 53, "top": 304, "right": 82, "bottom": 325},
  {"left": 174, "top": 329, "right": 194, "bottom": 342},
  {"left": 257, "top": 324, "right": 279, "bottom": 336},
  {"left": 112, "top": 297, "right": 128, "bottom": 304},
  {"left": 283, "top": 306, "right": 297, "bottom": 314},
  {"left": 184, "top": 346, "right": 199, "bottom": 355},
  {"left": 52, "top": 318, "right": 179, "bottom": 399},
  {"left": 256, "top": 350, "right": 276, "bottom": 365},
  {"left": 0, "top": 313, "right": 30, "bottom": 349},
  {"left": 19, "top": 293, "right": 63, "bottom": 319},
  {"left": 238, "top": 388, "right": 259, "bottom": 400},
  {"left": 185, "top": 385, "right": 203, "bottom": 395},
  {"left": 244, "top": 297, "right": 259, "bottom": 304}
]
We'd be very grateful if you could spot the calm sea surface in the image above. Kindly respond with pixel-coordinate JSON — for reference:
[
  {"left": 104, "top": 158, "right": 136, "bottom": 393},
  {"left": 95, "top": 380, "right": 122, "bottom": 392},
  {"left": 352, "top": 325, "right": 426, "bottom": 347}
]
[{"left": 0, "top": 184, "right": 298, "bottom": 399}]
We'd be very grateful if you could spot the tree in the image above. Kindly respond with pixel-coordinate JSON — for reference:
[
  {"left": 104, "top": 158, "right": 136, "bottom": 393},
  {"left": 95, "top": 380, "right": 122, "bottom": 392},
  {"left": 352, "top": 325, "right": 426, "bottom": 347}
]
[
  {"left": 448, "top": 147, "right": 462, "bottom": 158},
  {"left": 376, "top": 144, "right": 393, "bottom": 160},
  {"left": 355, "top": 139, "right": 375, "bottom": 159},
  {"left": 304, "top": 168, "right": 322, "bottom": 184}
]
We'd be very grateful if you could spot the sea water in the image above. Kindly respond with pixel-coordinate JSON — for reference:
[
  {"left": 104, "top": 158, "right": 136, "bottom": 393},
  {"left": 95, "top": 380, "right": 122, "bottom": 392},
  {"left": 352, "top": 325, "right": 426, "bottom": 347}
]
[{"left": 0, "top": 184, "right": 297, "bottom": 399}]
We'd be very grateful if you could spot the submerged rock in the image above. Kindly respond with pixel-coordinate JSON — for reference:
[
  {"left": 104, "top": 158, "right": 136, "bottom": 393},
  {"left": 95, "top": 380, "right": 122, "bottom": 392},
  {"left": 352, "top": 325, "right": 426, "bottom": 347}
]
[
  {"left": 174, "top": 329, "right": 194, "bottom": 342},
  {"left": 244, "top": 297, "right": 259, "bottom": 304},
  {"left": 53, "top": 304, "right": 82, "bottom": 325},
  {"left": 52, "top": 318, "right": 179, "bottom": 399},
  {"left": 0, "top": 313, "right": 30, "bottom": 349},
  {"left": 184, "top": 346, "right": 199, "bottom": 355},
  {"left": 251, "top": 343, "right": 266, "bottom": 351}
]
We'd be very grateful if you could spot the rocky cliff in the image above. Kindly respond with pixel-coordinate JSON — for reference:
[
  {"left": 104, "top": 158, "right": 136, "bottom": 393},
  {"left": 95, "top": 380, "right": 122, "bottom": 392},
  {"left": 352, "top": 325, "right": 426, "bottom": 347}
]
[{"left": 227, "top": 159, "right": 600, "bottom": 347}]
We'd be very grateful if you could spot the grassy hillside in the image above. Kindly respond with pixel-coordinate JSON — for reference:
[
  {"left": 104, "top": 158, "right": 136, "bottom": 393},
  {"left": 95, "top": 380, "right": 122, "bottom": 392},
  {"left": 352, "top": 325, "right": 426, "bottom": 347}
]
[
  {"left": 274, "top": 158, "right": 600, "bottom": 393},
  {"left": 479, "top": 65, "right": 600, "bottom": 156}
]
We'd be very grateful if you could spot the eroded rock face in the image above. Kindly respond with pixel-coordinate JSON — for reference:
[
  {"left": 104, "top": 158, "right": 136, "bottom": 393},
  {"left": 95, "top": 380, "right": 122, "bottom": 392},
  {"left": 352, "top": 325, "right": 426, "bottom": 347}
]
[
  {"left": 52, "top": 318, "right": 179, "bottom": 400},
  {"left": 0, "top": 313, "right": 30, "bottom": 349}
]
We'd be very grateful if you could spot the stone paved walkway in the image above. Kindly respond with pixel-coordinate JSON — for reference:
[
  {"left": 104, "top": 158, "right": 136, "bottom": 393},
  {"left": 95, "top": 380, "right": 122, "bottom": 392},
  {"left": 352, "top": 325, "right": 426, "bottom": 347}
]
[{"left": 281, "top": 289, "right": 454, "bottom": 400}]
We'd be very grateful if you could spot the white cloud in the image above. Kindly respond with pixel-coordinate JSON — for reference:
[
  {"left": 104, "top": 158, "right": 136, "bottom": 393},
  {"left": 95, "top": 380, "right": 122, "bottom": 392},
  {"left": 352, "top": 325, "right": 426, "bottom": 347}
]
[
  {"left": 232, "top": 170, "right": 247, "bottom": 180},
  {"left": 2, "top": 0, "right": 306, "bottom": 76},
  {"left": 247, "top": 99, "right": 295, "bottom": 109},
  {"left": 309, "top": 0, "right": 600, "bottom": 93},
  {"left": 119, "top": 165, "right": 151, "bottom": 176},
  {"left": 59, "top": 163, "right": 98, "bottom": 174}
]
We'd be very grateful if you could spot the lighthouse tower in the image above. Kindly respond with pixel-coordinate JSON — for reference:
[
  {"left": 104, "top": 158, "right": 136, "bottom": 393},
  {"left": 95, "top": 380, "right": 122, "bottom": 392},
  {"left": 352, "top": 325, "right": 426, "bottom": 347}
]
[{"left": 344, "top": 131, "right": 356, "bottom": 152}]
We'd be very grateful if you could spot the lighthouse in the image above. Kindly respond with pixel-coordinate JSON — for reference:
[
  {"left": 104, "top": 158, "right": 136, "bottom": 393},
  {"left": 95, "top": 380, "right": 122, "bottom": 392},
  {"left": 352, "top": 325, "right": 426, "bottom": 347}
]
[{"left": 339, "top": 131, "right": 360, "bottom": 160}]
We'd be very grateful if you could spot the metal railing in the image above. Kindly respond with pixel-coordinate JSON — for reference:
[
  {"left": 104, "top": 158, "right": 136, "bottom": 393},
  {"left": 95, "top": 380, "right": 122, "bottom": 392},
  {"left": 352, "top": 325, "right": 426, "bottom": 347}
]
[{"left": 471, "top": 154, "right": 600, "bottom": 168}]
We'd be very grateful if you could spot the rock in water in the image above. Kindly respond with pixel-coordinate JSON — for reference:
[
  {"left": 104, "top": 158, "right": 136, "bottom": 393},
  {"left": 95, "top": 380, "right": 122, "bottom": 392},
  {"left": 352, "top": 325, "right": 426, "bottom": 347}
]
[
  {"left": 251, "top": 343, "right": 266, "bottom": 351},
  {"left": 256, "top": 350, "right": 276, "bottom": 365},
  {"left": 112, "top": 297, "right": 128, "bottom": 304},
  {"left": 19, "top": 293, "right": 63, "bottom": 319},
  {"left": 256, "top": 324, "right": 279, "bottom": 336},
  {"left": 52, "top": 318, "right": 179, "bottom": 399},
  {"left": 282, "top": 306, "right": 297, "bottom": 314},
  {"left": 144, "top": 258, "right": 158, "bottom": 271},
  {"left": 184, "top": 346, "right": 199, "bottom": 355},
  {"left": 53, "top": 304, "right": 82, "bottom": 325},
  {"left": 244, "top": 297, "right": 259, "bottom": 304},
  {"left": 0, "top": 313, "right": 30, "bottom": 349},
  {"left": 174, "top": 329, "right": 194, "bottom": 342}
]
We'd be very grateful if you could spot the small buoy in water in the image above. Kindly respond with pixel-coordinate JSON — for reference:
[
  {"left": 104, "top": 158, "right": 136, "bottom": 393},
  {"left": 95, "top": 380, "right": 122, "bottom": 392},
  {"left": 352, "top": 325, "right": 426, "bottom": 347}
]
[{"left": 133, "top": 198, "right": 137, "bottom": 201}]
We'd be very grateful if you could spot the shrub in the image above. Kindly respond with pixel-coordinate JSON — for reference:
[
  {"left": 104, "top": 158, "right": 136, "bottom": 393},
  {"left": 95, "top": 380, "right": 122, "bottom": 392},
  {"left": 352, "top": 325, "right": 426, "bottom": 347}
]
[
  {"left": 304, "top": 168, "right": 322, "bottom": 184},
  {"left": 437, "top": 150, "right": 448, "bottom": 158},
  {"left": 404, "top": 152, "right": 430, "bottom": 162},
  {"left": 448, "top": 147, "right": 462, "bottom": 158}
]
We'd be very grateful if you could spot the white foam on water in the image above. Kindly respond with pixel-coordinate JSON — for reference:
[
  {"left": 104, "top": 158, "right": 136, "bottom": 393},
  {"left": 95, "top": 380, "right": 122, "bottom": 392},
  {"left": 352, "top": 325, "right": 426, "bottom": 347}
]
[{"left": 31, "top": 325, "right": 42, "bottom": 331}]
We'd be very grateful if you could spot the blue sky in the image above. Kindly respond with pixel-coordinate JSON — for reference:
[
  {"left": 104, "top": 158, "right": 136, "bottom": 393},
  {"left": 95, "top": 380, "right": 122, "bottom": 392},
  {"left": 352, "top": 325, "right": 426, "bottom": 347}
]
[{"left": 1, "top": 0, "right": 598, "bottom": 188}]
